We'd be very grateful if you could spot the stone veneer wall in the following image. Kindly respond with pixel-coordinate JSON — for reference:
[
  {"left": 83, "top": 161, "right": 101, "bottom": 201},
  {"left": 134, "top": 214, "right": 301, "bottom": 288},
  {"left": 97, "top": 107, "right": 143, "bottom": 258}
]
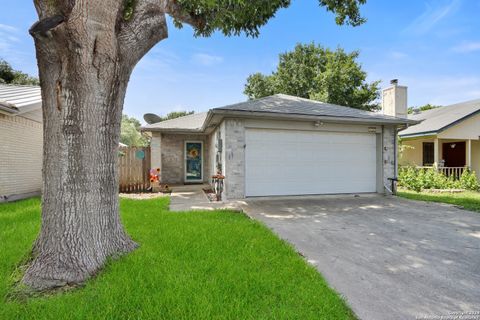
[
  {"left": 149, "top": 120, "right": 398, "bottom": 197},
  {"left": 223, "top": 119, "right": 246, "bottom": 199},
  {"left": 151, "top": 133, "right": 210, "bottom": 185},
  {"left": 382, "top": 125, "right": 397, "bottom": 194}
]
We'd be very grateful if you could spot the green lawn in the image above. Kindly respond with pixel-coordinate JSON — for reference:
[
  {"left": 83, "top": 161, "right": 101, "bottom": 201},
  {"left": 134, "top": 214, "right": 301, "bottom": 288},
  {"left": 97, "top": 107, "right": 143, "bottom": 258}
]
[
  {"left": 0, "top": 197, "right": 355, "bottom": 320},
  {"left": 397, "top": 190, "right": 480, "bottom": 213}
]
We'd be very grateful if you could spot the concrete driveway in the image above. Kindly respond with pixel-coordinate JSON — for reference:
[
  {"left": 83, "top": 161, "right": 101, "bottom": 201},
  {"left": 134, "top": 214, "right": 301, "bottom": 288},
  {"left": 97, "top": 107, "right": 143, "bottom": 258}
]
[{"left": 242, "top": 194, "right": 480, "bottom": 320}]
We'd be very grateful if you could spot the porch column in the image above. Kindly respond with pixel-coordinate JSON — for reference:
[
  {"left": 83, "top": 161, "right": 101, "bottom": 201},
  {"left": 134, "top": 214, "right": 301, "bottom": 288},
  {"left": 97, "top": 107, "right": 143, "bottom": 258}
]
[
  {"left": 434, "top": 138, "right": 439, "bottom": 167},
  {"left": 466, "top": 139, "right": 472, "bottom": 168}
]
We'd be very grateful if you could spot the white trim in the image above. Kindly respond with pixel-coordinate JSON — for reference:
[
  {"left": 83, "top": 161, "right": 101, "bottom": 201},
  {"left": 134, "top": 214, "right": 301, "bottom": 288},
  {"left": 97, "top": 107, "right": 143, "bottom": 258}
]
[{"left": 184, "top": 140, "right": 204, "bottom": 183}]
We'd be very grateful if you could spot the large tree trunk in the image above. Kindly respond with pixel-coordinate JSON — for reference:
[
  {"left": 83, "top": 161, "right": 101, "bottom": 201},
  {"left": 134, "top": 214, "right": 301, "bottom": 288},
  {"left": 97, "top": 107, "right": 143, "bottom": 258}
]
[
  {"left": 22, "top": 2, "right": 154, "bottom": 291},
  {"left": 23, "top": 0, "right": 187, "bottom": 290}
]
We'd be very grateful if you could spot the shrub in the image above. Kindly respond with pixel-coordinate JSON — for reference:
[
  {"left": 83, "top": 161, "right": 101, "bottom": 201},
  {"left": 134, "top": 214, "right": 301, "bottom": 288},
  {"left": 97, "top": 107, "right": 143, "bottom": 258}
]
[
  {"left": 398, "top": 166, "right": 479, "bottom": 192},
  {"left": 459, "top": 169, "right": 480, "bottom": 191}
]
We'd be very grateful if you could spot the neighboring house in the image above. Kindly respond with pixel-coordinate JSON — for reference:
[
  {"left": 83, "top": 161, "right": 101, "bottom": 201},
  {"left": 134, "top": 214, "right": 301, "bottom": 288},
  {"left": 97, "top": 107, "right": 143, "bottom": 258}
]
[
  {"left": 142, "top": 84, "right": 414, "bottom": 199},
  {"left": 0, "top": 84, "right": 43, "bottom": 202},
  {"left": 399, "top": 99, "right": 480, "bottom": 179}
]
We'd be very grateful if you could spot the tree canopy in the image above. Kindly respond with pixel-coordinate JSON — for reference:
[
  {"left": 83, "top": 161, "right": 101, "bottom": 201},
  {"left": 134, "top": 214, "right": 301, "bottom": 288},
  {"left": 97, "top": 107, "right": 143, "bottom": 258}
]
[
  {"left": 120, "top": 115, "right": 149, "bottom": 147},
  {"left": 0, "top": 59, "right": 39, "bottom": 85},
  {"left": 161, "top": 111, "right": 195, "bottom": 121},
  {"left": 407, "top": 104, "right": 441, "bottom": 114},
  {"left": 172, "top": 0, "right": 366, "bottom": 37},
  {"left": 244, "top": 43, "right": 380, "bottom": 111}
]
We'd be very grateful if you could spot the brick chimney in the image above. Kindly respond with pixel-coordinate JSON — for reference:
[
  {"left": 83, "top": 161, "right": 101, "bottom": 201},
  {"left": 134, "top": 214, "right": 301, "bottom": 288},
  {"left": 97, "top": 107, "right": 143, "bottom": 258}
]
[{"left": 382, "top": 79, "right": 407, "bottom": 118}]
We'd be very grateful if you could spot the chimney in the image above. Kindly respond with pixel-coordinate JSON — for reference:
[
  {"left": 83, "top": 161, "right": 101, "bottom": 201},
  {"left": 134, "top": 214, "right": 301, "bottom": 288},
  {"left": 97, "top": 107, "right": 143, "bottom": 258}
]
[{"left": 382, "top": 79, "right": 407, "bottom": 118}]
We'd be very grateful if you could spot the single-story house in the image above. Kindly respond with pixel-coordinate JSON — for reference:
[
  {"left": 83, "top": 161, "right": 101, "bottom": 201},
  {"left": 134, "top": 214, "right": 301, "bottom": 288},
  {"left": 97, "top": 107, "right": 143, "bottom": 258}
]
[
  {"left": 0, "top": 84, "right": 43, "bottom": 202},
  {"left": 399, "top": 99, "right": 480, "bottom": 179},
  {"left": 142, "top": 82, "right": 415, "bottom": 199}
]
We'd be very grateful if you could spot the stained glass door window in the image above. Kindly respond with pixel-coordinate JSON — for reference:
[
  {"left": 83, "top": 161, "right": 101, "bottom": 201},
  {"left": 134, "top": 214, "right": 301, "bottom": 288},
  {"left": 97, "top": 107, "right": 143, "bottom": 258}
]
[{"left": 185, "top": 142, "right": 203, "bottom": 182}]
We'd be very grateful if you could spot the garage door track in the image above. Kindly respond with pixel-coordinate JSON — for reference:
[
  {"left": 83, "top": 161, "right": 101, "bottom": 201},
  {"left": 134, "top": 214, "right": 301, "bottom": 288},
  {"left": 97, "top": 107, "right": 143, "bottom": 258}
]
[{"left": 242, "top": 195, "right": 480, "bottom": 320}]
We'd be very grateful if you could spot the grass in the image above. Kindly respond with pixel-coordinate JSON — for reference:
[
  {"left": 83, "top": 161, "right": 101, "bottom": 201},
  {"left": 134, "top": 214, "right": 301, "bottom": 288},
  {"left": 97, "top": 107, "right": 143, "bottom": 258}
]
[
  {"left": 0, "top": 197, "right": 355, "bottom": 320},
  {"left": 397, "top": 189, "right": 480, "bottom": 213}
]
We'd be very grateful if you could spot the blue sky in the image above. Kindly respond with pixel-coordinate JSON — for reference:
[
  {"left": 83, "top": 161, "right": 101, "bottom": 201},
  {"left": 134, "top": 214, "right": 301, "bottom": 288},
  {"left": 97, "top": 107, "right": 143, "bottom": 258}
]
[{"left": 1, "top": 0, "right": 479, "bottom": 122}]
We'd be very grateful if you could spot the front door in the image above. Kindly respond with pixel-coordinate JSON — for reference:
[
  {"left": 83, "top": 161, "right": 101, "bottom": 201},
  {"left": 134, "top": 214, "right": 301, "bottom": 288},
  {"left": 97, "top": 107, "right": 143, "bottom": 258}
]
[
  {"left": 442, "top": 141, "right": 466, "bottom": 167},
  {"left": 185, "top": 141, "right": 203, "bottom": 183}
]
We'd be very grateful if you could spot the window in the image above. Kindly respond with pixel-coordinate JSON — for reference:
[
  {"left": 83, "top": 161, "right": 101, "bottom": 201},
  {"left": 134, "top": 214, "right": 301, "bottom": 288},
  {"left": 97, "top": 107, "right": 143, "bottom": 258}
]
[{"left": 423, "top": 142, "right": 434, "bottom": 166}]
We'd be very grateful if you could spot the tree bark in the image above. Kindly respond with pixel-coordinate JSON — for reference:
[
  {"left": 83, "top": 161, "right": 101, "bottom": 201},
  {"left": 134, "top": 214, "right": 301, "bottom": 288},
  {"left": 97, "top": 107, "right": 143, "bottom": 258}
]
[
  {"left": 23, "top": 0, "right": 199, "bottom": 290},
  {"left": 23, "top": 1, "right": 159, "bottom": 291}
]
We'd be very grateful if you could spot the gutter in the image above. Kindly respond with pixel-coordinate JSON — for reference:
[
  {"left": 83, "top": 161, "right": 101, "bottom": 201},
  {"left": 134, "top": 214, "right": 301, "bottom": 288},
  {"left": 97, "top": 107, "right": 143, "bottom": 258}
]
[{"left": 0, "top": 101, "right": 19, "bottom": 115}]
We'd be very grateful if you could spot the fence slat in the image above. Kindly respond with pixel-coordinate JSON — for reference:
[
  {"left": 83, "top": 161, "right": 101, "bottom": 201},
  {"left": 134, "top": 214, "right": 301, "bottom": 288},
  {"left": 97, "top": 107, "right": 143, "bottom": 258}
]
[{"left": 119, "top": 146, "right": 151, "bottom": 193}]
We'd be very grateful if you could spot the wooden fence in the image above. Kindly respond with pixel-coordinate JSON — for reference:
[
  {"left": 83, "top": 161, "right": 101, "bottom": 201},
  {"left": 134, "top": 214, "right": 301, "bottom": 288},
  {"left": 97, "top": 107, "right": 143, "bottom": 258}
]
[{"left": 118, "top": 146, "right": 151, "bottom": 193}]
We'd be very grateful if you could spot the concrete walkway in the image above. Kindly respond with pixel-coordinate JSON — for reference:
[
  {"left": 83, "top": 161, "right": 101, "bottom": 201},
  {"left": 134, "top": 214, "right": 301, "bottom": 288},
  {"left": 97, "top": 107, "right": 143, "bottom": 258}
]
[{"left": 168, "top": 185, "right": 242, "bottom": 211}]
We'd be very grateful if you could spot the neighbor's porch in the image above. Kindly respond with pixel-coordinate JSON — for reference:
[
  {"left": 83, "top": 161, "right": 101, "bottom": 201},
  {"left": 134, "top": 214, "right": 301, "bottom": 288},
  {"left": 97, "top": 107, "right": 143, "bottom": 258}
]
[{"left": 400, "top": 136, "right": 480, "bottom": 179}]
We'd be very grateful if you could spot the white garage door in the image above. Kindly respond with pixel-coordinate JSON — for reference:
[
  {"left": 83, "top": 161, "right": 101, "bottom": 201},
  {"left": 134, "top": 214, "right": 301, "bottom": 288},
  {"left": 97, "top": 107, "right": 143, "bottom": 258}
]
[{"left": 245, "top": 128, "right": 377, "bottom": 197}]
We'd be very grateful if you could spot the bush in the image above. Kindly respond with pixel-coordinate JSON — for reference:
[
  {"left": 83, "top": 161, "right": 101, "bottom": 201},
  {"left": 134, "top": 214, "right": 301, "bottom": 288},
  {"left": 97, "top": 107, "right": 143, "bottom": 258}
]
[
  {"left": 459, "top": 169, "right": 480, "bottom": 191},
  {"left": 398, "top": 166, "right": 479, "bottom": 192}
]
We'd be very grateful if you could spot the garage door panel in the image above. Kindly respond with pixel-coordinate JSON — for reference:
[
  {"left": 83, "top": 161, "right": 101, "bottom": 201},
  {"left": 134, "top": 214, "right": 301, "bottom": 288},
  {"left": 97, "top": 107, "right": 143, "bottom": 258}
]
[{"left": 245, "top": 129, "right": 377, "bottom": 196}]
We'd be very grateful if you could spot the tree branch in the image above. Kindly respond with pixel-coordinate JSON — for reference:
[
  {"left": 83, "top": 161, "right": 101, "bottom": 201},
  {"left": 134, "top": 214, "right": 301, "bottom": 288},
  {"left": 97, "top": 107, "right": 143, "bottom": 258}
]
[
  {"left": 29, "top": 15, "right": 65, "bottom": 38},
  {"left": 117, "top": 0, "right": 169, "bottom": 68},
  {"left": 163, "top": 0, "right": 206, "bottom": 30}
]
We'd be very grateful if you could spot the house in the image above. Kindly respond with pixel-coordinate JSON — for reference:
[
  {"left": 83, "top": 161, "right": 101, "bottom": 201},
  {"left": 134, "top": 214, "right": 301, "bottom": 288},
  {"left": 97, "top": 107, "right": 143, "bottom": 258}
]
[
  {"left": 142, "top": 84, "right": 415, "bottom": 199},
  {"left": 0, "top": 84, "right": 43, "bottom": 202},
  {"left": 399, "top": 98, "right": 480, "bottom": 179}
]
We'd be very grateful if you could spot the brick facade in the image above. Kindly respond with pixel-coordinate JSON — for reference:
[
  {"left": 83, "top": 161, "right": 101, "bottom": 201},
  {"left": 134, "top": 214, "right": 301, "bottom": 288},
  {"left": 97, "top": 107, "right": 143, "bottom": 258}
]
[{"left": 151, "top": 133, "right": 210, "bottom": 185}]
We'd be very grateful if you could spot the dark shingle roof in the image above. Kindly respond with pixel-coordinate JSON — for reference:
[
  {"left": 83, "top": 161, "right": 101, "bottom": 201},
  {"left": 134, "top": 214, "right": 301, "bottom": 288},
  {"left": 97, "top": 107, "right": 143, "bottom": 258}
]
[
  {"left": 142, "top": 94, "right": 414, "bottom": 132},
  {"left": 214, "top": 94, "right": 409, "bottom": 123},
  {"left": 400, "top": 99, "right": 480, "bottom": 137}
]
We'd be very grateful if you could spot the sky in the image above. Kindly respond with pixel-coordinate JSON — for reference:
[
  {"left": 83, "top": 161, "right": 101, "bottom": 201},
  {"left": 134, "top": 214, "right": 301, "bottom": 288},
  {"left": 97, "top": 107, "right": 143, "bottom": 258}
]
[{"left": 1, "top": 0, "right": 479, "bottom": 122}]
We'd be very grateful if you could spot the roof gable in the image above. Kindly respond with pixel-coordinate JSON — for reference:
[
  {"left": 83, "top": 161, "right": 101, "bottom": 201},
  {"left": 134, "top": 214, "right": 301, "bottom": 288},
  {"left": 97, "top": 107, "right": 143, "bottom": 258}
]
[{"left": 400, "top": 99, "right": 480, "bottom": 137}]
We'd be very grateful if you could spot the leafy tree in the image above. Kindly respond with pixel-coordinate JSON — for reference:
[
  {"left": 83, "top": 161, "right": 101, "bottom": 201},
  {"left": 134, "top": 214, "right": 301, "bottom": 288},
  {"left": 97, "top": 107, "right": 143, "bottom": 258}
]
[
  {"left": 120, "top": 115, "right": 149, "bottom": 147},
  {"left": 24, "top": 0, "right": 367, "bottom": 290},
  {"left": 407, "top": 104, "right": 441, "bottom": 114},
  {"left": 161, "top": 110, "right": 194, "bottom": 121},
  {"left": 0, "top": 59, "right": 39, "bottom": 85},
  {"left": 244, "top": 43, "right": 380, "bottom": 111}
]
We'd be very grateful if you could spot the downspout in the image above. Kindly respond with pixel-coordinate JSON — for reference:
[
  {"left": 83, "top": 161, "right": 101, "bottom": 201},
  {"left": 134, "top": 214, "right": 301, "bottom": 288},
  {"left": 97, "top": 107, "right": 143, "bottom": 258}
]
[{"left": 394, "top": 127, "right": 398, "bottom": 178}]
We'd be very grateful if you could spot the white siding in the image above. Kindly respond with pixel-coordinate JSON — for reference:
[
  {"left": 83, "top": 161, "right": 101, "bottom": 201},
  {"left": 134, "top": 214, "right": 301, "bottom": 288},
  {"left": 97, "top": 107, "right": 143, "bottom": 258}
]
[{"left": 0, "top": 113, "right": 43, "bottom": 200}]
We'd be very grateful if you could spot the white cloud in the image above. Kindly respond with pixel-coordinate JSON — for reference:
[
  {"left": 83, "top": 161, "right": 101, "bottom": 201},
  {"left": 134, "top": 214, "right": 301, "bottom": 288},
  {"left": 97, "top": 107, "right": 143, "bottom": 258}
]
[
  {"left": 452, "top": 41, "right": 480, "bottom": 53},
  {"left": 404, "top": 0, "right": 461, "bottom": 35},
  {"left": 0, "top": 24, "right": 20, "bottom": 60},
  {"left": 0, "top": 24, "right": 18, "bottom": 33},
  {"left": 389, "top": 51, "right": 408, "bottom": 60},
  {"left": 191, "top": 53, "right": 223, "bottom": 66}
]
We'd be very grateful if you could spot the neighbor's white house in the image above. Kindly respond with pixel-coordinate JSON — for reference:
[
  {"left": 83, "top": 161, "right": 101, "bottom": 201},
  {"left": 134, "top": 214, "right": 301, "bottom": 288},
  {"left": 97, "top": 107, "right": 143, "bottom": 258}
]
[
  {"left": 142, "top": 81, "right": 416, "bottom": 199},
  {"left": 0, "top": 84, "right": 43, "bottom": 202}
]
